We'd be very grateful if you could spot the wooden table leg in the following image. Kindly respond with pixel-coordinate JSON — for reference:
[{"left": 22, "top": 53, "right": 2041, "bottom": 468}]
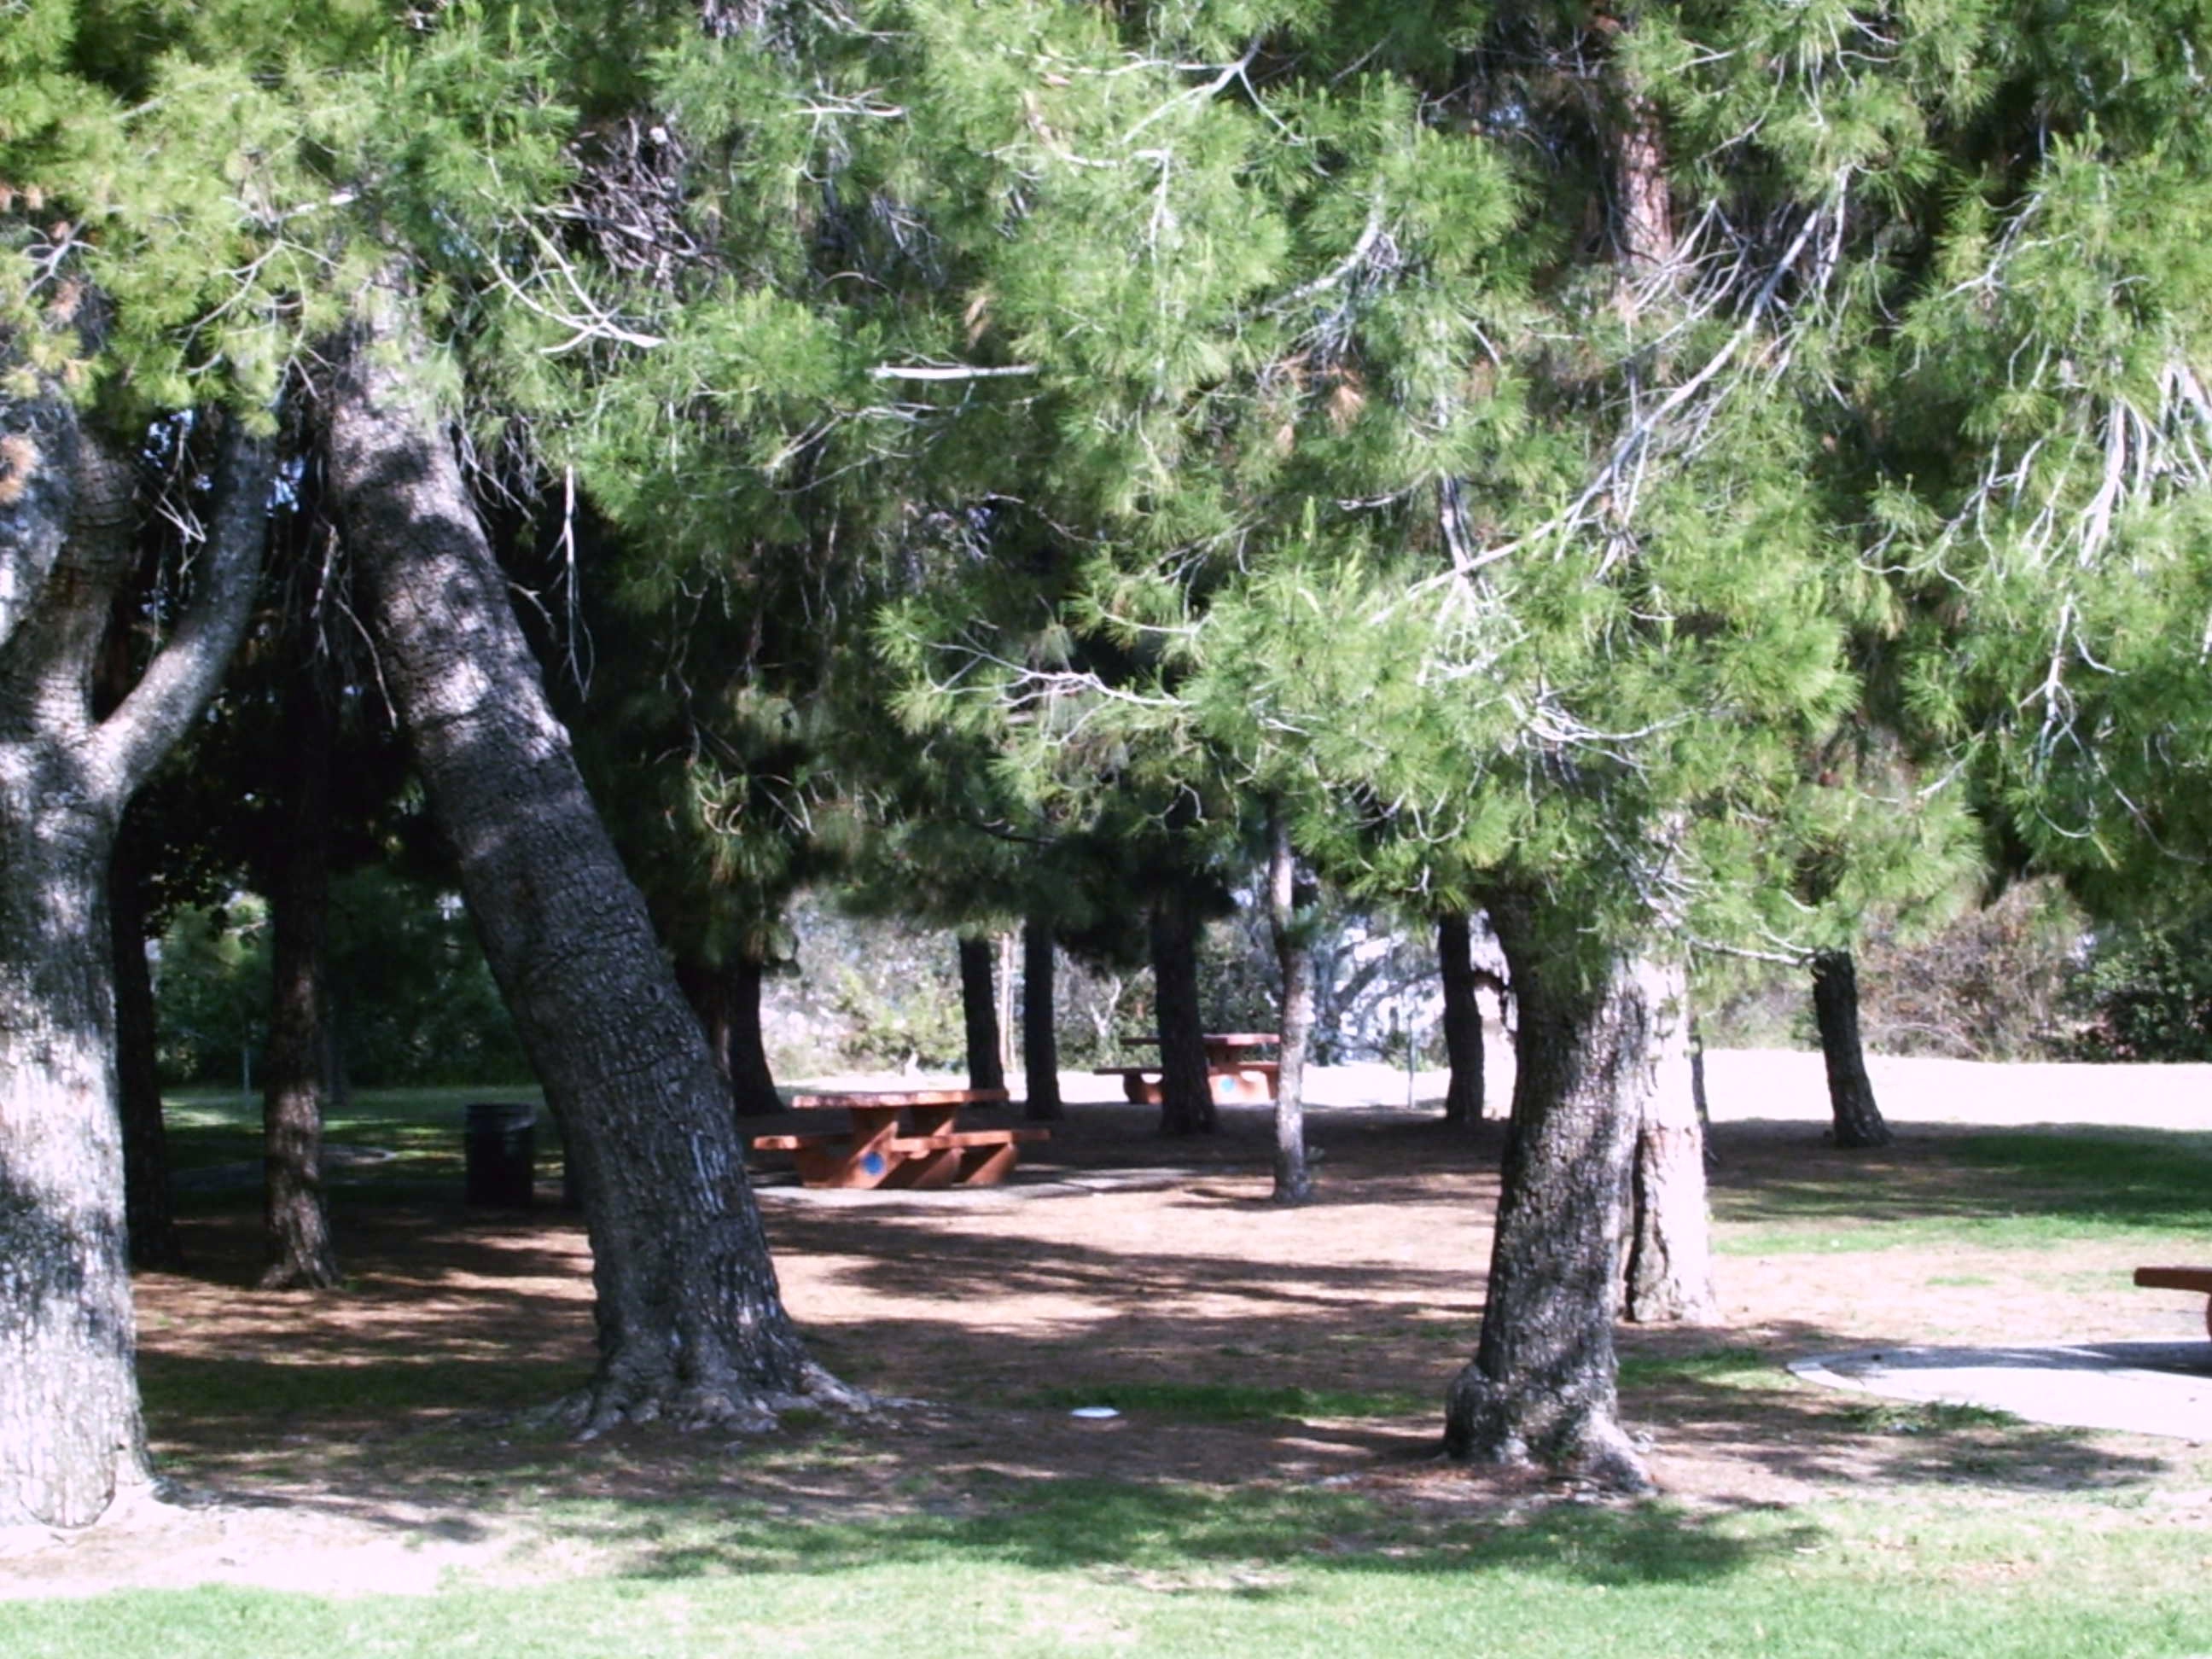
[{"left": 957, "top": 1142, "right": 1022, "bottom": 1185}]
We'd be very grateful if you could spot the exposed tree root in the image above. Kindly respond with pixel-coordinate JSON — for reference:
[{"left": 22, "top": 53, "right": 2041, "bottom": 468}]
[
  {"left": 533, "top": 1361, "right": 879, "bottom": 1442},
  {"left": 1443, "top": 1376, "right": 1655, "bottom": 1496}
]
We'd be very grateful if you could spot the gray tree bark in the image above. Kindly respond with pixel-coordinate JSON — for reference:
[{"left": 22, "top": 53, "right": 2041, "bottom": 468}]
[
  {"left": 958, "top": 933, "right": 1005, "bottom": 1093},
  {"left": 97, "top": 612, "right": 183, "bottom": 1273},
  {"left": 0, "top": 405, "right": 271, "bottom": 1528},
  {"left": 1812, "top": 950, "right": 1893, "bottom": 1149},
  {"left": 259, "top": 666, "right": 343, "bottom": 1290},
  {"left": 1438, "top": 912, "right": 1487, "bottom": 1127},
  {"left": 1443, "top": 894, "right": 1650, "bottom": 1491},
  {"left": 1021, "top": 918, "right": 1062, "bottom": 1121},
  {"left": 324, "top": 289, "right": 847, "bottom": 1433},
  {"left": 1266, "top": 812, "right": 1315, "bottom": 1204},
  {"left": 1623, "top": 956, "right": 1716, "bottom": 1323},
  {"left": 1149, "top": 888, "right": 1214, "bottom": 1136}
]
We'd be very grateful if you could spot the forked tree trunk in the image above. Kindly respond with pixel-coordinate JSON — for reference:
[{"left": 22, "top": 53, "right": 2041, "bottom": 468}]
[
  {"left": 1443, "top": 894, "right": 1650, "bottom": 1491},
  {"left": 1438, "top": 912, "right": 1487, "bottom": 1127},
  {"left": 1623, "top": 957, "right": 1716, "bottom": 1323},
  {"left": 111, "top": 825, "right": 181, "bottom": 1270},
  {"left": 326, "top": 289, "right": 844, "bottom": 1434},
  {"left": 1812, "top": 950, "right": 1892, "bottom": 1149},
  {"left": 1266, "top": 812, "right": 1315, "bottom": 1204},
  {"left": 1022, "top": 918, "right": 1062, "bottom": 1121},
  {"left": 98, "top": 611, "right": 182, "bottom": 1273},
  {"left": 0, "top": 413, "right": 271, "bottom": 1528},
  {"left": 678, "top": 952, "right": 783, "bottom": 1118},
  {"left": 259, "top": 667, "right": 343, "bottom": 1290},
  {"left": 1149, "top": 889, "right": 1214, "bottom": 1136},
  {"left": 958, "top": 933, "right": 1004, "bottom": 1093}
]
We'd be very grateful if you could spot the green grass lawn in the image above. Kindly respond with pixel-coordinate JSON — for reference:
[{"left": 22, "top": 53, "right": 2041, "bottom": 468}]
[
  {"left": 9, "top": 1485, "right": 2209, "bottom": 1657},
  {"left": 161, "top": 1084, "right": 550, "bottom": 1204},
  {"left": 15, "top": 1097, "right": 2210, "bottom": 1656},
  {"left": 1714, "top": 1128, "right": 2212, "bottom": 1254}
]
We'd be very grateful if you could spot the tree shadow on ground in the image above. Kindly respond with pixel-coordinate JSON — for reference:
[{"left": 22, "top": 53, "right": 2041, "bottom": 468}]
[
  {"left": 1615, "top": 1324, "right": 2174, "bottom": 1495},
  {"left": 534, "top": 1469, "right": 1823, "bottom": 1589}
]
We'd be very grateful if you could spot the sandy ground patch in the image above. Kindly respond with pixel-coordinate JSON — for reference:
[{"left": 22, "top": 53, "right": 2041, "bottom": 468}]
[{"left": 4, "top": 1049, "right": 2209, "bottom": 1598}]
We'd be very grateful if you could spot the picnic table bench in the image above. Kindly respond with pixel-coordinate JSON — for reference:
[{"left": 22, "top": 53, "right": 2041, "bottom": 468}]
[
  {"left": 2133, "top": 1266, "right": 2212, "bottom": 1337},
  {"left": 748, "top": 1087, "right": 1046, "bottom": 1190},
  {"left": 1095, "top": 1033, "right": 1280, "bottom": 1105}
]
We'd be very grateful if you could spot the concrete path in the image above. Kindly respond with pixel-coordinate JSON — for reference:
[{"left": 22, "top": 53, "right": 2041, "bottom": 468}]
[{"left": 1790, "top": 1342, "right": 2212, "bottom": 1441}]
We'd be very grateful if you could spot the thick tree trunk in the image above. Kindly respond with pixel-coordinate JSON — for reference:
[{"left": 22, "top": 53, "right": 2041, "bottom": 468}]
[
  {"left": 678, "top": 952, "right": 783, "bottom": 1118},
  {"left": 326, "top": 291, "right": 844, "bottom": 1433},
  {"left": 1812, "top": 950, "right": 1892, "bottom": 1149},
  {"left": 1149, "top": 889, "right": 1214, "bottom": 1136},
  {"left": 1438, "top": 912, "right": 1487, "bottom": 1127},
  {"left": 98, "top": 606, "right": 183, "bottom": 1274},
  {"left": 0, "top": 410, "right": 271, "bottom": 1528},
  {"left": 1623, "top": 957, "right": 1716, "bottom": 1323},
  {"left": 258, "top": 668, "right": 343, "bottom": 1290},
  {"left": 1266, "top": 813, "right": 1315, "bottom": 1204},
  {"left": 111, "top": 827, "right": 181, "bottom": 1271},
  {"left": 1021, "top": 918, "right": 1062, "bottom": 1121},
  {"left": 958, "top": 933, "right": 1005, "bottom": 1093},
  {"left": 0, "top": 809, "right": 150, "bottom": 1529},
  {"left": 1443, "top": 895, "right": 1650, "bottom": 1491}
]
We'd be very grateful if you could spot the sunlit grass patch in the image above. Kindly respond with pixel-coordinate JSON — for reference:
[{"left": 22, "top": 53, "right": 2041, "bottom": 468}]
[
  {"left": 1715, "top": 1129, "right": 2212, "bottom": 1254},
  {"left": 11, "top": 1492, "right": 2212, "bottom": 1657}
]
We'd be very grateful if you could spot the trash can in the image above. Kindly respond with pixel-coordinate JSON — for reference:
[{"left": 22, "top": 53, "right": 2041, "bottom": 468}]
[{"left": 463, "top": 1101, "right": 537, "bottom": 1208}]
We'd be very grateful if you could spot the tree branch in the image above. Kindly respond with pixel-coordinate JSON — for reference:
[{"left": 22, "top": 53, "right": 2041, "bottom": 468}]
[
  {"left": 89, "top": 421, "right": 275, "bottom": 805},
  {"left": 0, "top": 390, "right": 81, "bottom": 662}
]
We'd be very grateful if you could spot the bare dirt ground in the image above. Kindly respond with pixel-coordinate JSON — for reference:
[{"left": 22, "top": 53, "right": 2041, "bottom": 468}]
[{"left": 6, "top": 1048, "right": 2210, "bottom": 1599}]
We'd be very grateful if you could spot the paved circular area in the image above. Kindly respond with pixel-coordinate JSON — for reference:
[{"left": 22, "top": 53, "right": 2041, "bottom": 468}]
[{"left": 1790, "top": 1342, "right": 2212, "bottom": 1441}]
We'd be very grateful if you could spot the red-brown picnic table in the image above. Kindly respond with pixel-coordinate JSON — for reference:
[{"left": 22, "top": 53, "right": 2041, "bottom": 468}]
[
  {"left": 749, "top": 1087, "right": 1046, "bottom": 1190},
  {"left": 1102, "top": 1034, "right": 1281, "bottom": 1104}
]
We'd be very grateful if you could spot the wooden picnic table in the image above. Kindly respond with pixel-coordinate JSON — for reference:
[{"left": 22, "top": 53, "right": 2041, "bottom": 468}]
[
  {"left": 1098, "top": 1033, "right": 1281, "bottom": 1105},
  {"left": 748, "top": 1087, "right": 1046, "bottom": 1190}
]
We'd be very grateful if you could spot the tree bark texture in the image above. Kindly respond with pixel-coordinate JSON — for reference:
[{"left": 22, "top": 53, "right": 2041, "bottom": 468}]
[
  {"left": 677, "top": 952, "right": 783, "bottom": 1118},
  {"left": 0, "top": 407, "right": 271, "bottom": 1528},
  {"left": 1149, "top": 889, "right": 1214, "bottom": 1136},
  {"left": 1443, "top": 894, "right": 1650, "bottom": 1490},
  {"left": 1438, "top": 912, "right": 1487, "bottom": 1127},
  {"left": 1266, "top": 812, "right": 1315, "bottom": 1204},
  {"left": 1623, "top": 957, "right": 1717, "bottom": 1323},
  {"left": 1021, "top": 918, "right": 1062, "bottom": 1121},
  {"left": 258, "top": 667, "right": 343, "bottom": 1290},
  {"left": 958, "top": 933, "right": 1005, "bottom": 1094},
  {"left": 1812, "top": 950, "right": 1892, "bottom": 1149},
  {"left": 109, "top": 826, "right": 180, "bottom": 1271},
  {"left": 325, "top": 293, "right": 842, "bottom": 1433}
]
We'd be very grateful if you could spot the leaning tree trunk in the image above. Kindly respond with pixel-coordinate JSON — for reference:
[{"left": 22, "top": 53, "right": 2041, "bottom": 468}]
[
  {"left": 1443, "top": 894, "right": 1651, "bottom": 1491},
  {"left": 1021, "top": 918, "right": 1062, "bottom": 1121},
  {"left": 1266, "top": 811, "right": 1315, "bottom": 1204},
  {"left": 258, "top": 667, "right": 343, "bottom": 1290},
  {"left": 1623, "top": 956, "right": 1716, "bottom": 1323},
  {"left": 110, "top": 824, "right": 181, "bottom": 1270},
  {"left": 958, "top": 933, "right": 1005, "bottom": 1093},
  {"left": 326, "top": 289, "right": 843, "bottom": 1433},
  {"left": 1811, "top": 950, "right": 1892, "bottom": 1149},
  {"left": 1438, "top": 912, "right": 1487, "bottom": 1127},
  {"left": 1149, "top": 889, "right": 1214, "bottom": 1136},
  {"left": 0, "top": 409, "right": 271, "bottom": 1528},
  {"left": 678, "top": 952, "right": 783, "bottom": 1118}
]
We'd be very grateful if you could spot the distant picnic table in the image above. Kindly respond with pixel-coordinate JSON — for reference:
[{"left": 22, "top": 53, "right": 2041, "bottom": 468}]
[
  {"left": 1094, "top": 1033, "right": 1280, "bottom": 1105},
  {"left": 748, "top": 1087, "right": 1045, "bottom": 1190}
]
